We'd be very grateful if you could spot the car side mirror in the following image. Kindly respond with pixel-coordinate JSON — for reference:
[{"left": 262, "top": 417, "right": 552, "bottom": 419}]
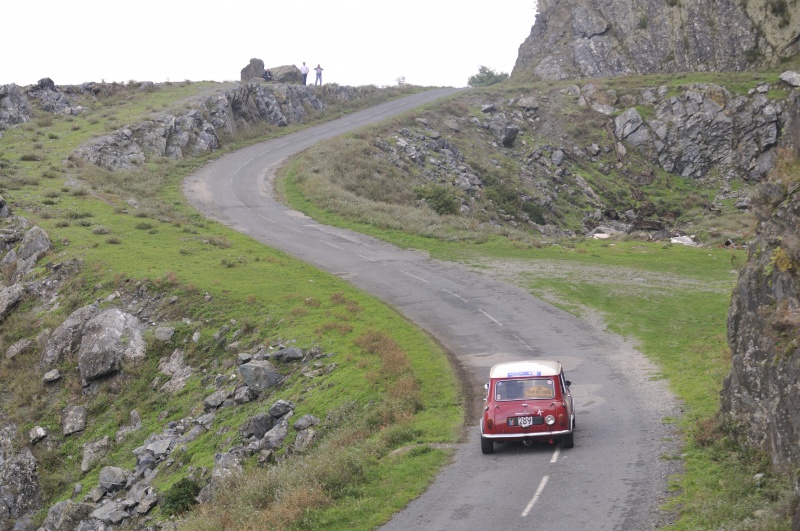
[
  {"left": 565, "top": 380, "right": 571, "bottom": 387},
  {"left": 484, "top": 383, "right": 489, "bottom": 390}
]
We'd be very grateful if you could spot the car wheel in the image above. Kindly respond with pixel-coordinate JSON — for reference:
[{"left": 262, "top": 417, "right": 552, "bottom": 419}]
[
  {"left": 562, "top": 432, "right": 574, "bottom": 449},
  {"left": 481, "top": 436, "right": 494, "bottom": 454}
]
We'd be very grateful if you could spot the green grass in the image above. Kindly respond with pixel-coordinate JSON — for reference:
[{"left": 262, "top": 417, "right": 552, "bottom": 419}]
[
  {"left": 2, "top": 70, "right": 796, "bottom": 529},
  {"left": 0, "top": 81, "right": 464, "bottom": 529},
  {"left": 274, "top": 72, "right": 798, "bottom": 528}
]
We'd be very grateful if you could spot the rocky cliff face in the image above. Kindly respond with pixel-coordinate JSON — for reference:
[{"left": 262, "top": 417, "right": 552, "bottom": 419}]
[
  {"left": 721, "top": 90, "right": 800, "bottom": 472},
  {"left": 513, "top": 0, "right": 799, "bottom": 81}
]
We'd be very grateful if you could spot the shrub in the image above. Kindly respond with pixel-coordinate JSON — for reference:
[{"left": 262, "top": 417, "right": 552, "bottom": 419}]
[
  {"left": 414, "top": 185, "right": 460, "bottom": 215},
  {"left": 467, "top": 65, "right": 509, "bottom": 87},
  {"left": 162, "top": 478, "right": 201, "bottom": 515}
]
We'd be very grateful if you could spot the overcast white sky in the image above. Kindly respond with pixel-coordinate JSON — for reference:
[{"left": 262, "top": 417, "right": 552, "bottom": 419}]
[{"left": 2, "top": 1, "right": 537, "bottom": 88}]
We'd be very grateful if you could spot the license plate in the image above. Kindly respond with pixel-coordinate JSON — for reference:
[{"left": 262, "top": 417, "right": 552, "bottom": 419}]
[{"left": 508, "top": 416, "right": 540, "bottom": 428}]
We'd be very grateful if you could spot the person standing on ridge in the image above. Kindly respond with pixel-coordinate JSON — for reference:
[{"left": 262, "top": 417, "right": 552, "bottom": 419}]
[
  {"left": 314, "top": 64, "right": 323, "bottom": 86},
  {"left": 300, "top": 62, "right": 309, "bottom": 85}
]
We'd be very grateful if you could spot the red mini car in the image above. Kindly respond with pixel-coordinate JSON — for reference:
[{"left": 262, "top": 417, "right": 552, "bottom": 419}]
[{"left": 481, "top": 360, "right": 575, "bottom": 454}]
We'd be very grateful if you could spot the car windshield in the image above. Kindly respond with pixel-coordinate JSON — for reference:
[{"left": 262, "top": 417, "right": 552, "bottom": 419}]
[{"left": 495, "top": 378, "right": 555, "bottom": 401}]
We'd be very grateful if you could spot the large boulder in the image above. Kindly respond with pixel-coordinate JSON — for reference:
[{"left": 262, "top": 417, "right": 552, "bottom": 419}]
[
  {"left": 239, "top": 413, "right": 275, "bottom": 440},
  {"left": 77, "top": 308, "right": 145, "bottom": 382},
  {"left": 270, "top": 65, "right": 303, "bottom": 85},
  {"left": 98, "top": 466, "right": 130, "bottom": 492},
  {"left": 780, "top": 71, "right": 800, "bottom": 88},
  {"left": 4, "top": 226, "right": 51, "bottom": 283},
  {"left": 240, "top": 58, "right": 267, "bottom": 81},
  {"left": 41, "top": 500, "right": 94, "bottom": 531},
  {"left": 238, "top": 360, "right": 282, "bottom": 393},
  {"left": 0, "top": 284, "right": 25, "bottom": 323},
  {"left": 40, "top": 305, "right": 100, "bottom": 367}
]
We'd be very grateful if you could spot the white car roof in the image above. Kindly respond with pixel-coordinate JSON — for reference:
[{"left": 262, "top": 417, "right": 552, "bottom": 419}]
[{"left": 489, "top": 360, "right": 562, "bottom": 379}]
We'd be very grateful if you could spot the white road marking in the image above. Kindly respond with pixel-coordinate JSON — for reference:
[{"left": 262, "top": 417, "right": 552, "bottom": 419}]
[
  {"left": 479, "top": 309, "right": 502, "bottom": 326},
  {"left": 399, "top": 270, "right": 428, "bottom": 283},
  {"left": 234, "top": 157, "right": 255, "bottom": 175},
  {"left": 512, "top": 334, "right": 533, "bottom": 351},
  {"left": 320, "top": 240, "right": 344, "bottom": 250},
  {"left": 289, "top": 227, "right": 304, "bottom": 234},
  {"left": 358, "top": 255, "right": 377, "bottom": 262},
  {"left": 257, "top": 214, "right": 276, "bottom": 223},
  {"left": 521, "top": 476, "right": 549, "bottom": 517},
  {"left": 442, "top": 289, "right": 468, "bottom": 303},
  {"left": 550, "top": 447, "right": 561, "bottom": 463}
]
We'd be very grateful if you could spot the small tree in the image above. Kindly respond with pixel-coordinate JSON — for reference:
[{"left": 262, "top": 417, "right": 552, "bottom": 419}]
[{"left": 467, "top": 65, "right": 509, "bottom": 87}]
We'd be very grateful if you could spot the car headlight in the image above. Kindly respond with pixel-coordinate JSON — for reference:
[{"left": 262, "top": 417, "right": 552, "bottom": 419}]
[{"left": 545, "top": 415, "right": 556, "bottom": 425}]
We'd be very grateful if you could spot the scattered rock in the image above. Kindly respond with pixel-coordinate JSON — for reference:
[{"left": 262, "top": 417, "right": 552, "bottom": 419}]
[
  {"left": 779, "top": 71, "right": 800, "bottom": 87},
  {"left": 6, "top": 338, "right": 33, "bottom": 360},
  {"left": 29, "top": 426, "right": 48, "bottom": 444},
  {"left": 62, "top": 405, "right": 87, "bottom": 435},
  {"left": 81, "top": 437, "right": 110, "bottom": 473},
  {"left": 77, "top": 308, "right": 145, "bottom": 382},
  {"left": 238, "top": 360, "right": 282, "bottom": 394},
  {"left": 97, "top": 466, "right": 130, "bottom": 492}
]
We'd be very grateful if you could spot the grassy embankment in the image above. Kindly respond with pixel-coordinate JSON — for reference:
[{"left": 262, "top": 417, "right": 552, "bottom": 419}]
[
  {"left": 279, "top": 70, "right": 799, "bottom": 529},
  {"left": 0, "top": 81, "right": 465, "bottom": 529}
]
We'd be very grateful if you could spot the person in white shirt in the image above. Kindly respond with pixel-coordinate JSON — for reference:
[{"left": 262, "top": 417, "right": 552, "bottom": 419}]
[
  {"left": 314, "top": 64, "right": 323, "bottom": 86},
  {"left": 300, "top": 62, "right": 309, "bottom": 85}
]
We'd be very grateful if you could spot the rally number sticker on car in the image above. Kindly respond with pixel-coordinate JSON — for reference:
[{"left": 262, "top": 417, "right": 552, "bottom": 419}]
[{"left": 507, "top": 416, "right": 544, "bottom": 427}]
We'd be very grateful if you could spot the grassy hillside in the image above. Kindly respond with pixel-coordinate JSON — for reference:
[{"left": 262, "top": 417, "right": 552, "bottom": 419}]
[
  {"left": 278, "top": 70, "right": 800, "bottom": 529},
  {"left": 1, "top": 68, "right": 797, "bottom": 529},
  {"left": 0, "top": 81, "right": 464, "bottom": 529}
]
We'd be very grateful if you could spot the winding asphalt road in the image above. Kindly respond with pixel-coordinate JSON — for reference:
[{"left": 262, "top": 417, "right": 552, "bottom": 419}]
[{"left": 183, "top": 88, "right": 680, "bottom": 530}]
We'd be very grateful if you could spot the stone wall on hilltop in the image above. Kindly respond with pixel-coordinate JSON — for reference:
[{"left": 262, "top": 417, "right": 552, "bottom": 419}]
[{"left": 513, "top": 0, "right": 799, "bottom": 81}]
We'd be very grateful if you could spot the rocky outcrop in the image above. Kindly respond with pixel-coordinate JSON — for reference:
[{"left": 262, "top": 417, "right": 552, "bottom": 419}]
[
  {"left": 1, "top": 225, "right": 52, "bottom": 284},
  {"left": 369, "top": 82, "right": 789, "bottom": 237},
  {"left": 71, "top": 82, "right": 331, "bottom": 171},
  {"left": 612, "top": 83, "right": 781, "bottom": 180},
  {"left": 240, "top": 58, "right": 303, "bottom": 84},
  {"left": 0, "top": 84, "right": 32, "bottom": 134},
  {"left": 721, "top": 91, "right": 800, "bottom": 472},
  {"left": 26, "top": 78, "right": 85, "bottom": 115},
  {"left": 513, "top": 0, "right": 798, "bottom": 81},
  {"left": 0, "top": 425, "right": 40, "bottom": 527}
]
